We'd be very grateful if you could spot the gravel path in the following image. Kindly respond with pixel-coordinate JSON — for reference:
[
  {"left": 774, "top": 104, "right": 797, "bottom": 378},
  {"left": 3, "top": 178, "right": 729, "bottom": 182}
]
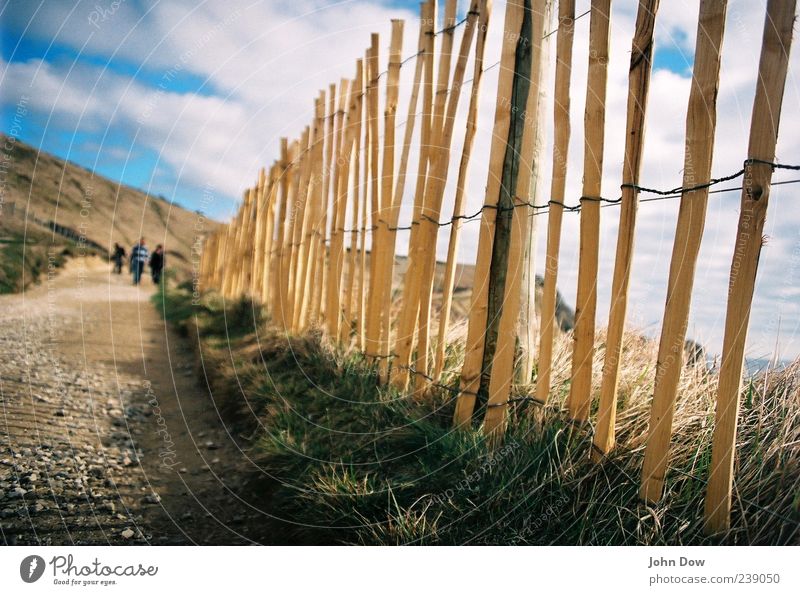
[{"left": 0, "top": 258, "right": 286, "bottom": 545}]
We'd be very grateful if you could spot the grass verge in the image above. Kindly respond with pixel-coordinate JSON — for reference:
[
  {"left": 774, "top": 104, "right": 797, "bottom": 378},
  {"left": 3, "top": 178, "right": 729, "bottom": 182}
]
[{"left": 155, "top": 282, "right": 800, "bottom": 545}]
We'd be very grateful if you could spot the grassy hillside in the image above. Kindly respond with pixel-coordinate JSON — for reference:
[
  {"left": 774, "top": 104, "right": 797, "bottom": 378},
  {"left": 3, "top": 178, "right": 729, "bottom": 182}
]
[
  {"left": 0, "top": 134, "right": 219, "bottom": 290},
  {"left": 0, "top": 215, "right": 86, "bottom": 293},
  {"left": 156, "top": 282, "right": 799, "bottom": 546}
]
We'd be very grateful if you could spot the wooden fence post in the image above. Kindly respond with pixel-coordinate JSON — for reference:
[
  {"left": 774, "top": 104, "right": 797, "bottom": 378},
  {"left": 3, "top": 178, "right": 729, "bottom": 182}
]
[
  {"left": 292, "top": 124, "right": 315, "bottom": 331},
  {"left": 452, "top": 0, "right": 528, "bottom": 426},
  {"left": 312, "top": 84, "right": 337, "bottom": 322},
  {"left": 276, "top": 138, "right": 294, "bottom": 330},
  {"left": 288, "top": 128, "right": 311, "bottom": 331},
  {"left": 299, "top": 94, "right": 327, "bottom": 331},
  {"left": 482, "top": 0, "right": 550, "bottom": 443},
  {"left": 515, "top": 0, "right": 552, "bottom": 386},
  {"left": 333, "top": 72, "right": 360, "bottom": 341},
  {"left": 593, "top": 0, "right": 659, "bottom": 459},
  {"left": 262, "top": 163, "right": 279, "bottom": 308},
  {"left": 411, "top": 0, "right": 459, "bottom": 391},
  {"left": 221, "top": 220, "right": 236, "bottom": 298},
  {"left": 567, "top": 0, "right": 612, "bottom": 424},
  {"left": 377, "top": 10, "right": 427, "bottom": 374},
  {"left": 434, "top": 0, "right": 492, "bottom": 381},
  {"left": 365, "top": 37, "right": 383, "bottom": 360},
  {"left": 343, "top": 75, "right": 363, "bottom": 342},
  {"left": 356, "top": 59, "right": 371, "bottom": 350},
  {"left": 250, "top": 167, "right": 267, "bottom": 300},
  {"left": 639, "top": 0, "right": 729, "bottom": 503},
  {"left": 704, "top": 0, "right": 795, "bottom": 534},
  {"left": 389, "top": 0, "right": 436, "bottom": 388},
  {"left": 326, "top": 78, "right": 352, "bottom": 338},
  {"left": 535, "top": 0, "right": 575, "bottom": 407},
  {"left": 233, "top": 188, "right": 253, "bottom": 298},
  {"left": 374, "top": 20, "right": 405, "bottom": 378}
]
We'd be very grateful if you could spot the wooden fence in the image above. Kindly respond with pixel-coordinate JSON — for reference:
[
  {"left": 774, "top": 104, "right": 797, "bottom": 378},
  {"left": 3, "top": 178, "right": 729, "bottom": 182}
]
[{"left": 198, "top": 0, "right": 796, "bottom": 534}]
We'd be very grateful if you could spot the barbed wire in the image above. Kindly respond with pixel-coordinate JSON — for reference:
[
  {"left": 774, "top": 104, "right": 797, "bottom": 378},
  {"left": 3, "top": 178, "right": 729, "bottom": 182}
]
[{"left": 330, "top": 161, "right": 800, "bottom": 236}]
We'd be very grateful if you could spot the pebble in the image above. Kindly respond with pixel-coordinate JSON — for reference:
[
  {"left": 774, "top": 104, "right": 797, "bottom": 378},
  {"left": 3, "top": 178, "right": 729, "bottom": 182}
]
[
  {"left": 142, "top": 493, "right": 161, "bottom": 504},
  {"left": 7, "top": 487, "right": 26, "bottom": 499},
  {"left": 100, "top": 501, "right": 116, "bottom": 513},
  {"left": 28, "top": 501, "right": 45, "bottom": 514},
  {"left": 121, "top": 528, "right": 135, "bottom": 539}
]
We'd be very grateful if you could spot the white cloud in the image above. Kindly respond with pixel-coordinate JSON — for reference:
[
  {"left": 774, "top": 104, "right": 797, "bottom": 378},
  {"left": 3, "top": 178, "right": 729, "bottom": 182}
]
[{"left": 2, "top": 0, "right": 798, "bottom": 358}]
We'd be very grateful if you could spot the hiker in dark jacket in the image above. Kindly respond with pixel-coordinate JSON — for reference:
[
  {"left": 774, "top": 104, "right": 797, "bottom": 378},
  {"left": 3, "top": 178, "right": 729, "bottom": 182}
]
[
  {"left": 112, "top": 243, "right": 126, "bottom": 274},
  {"left": 130, "top": 238, "right": 149, "bottom": 285},
  {"left": 149, "top": 245, "right": 165, "bottom": 284}
]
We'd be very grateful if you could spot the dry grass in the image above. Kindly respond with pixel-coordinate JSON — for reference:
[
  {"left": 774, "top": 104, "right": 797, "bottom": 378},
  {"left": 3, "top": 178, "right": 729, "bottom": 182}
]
[{"left": 158, "top": 283, "right": 799, "bottom": 545}]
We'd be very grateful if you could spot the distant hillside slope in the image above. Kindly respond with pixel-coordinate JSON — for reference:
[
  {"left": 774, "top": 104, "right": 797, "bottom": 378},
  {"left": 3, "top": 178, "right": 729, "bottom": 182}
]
[{"left": 1, "top": 134, "right": 219, "bottom": 271}]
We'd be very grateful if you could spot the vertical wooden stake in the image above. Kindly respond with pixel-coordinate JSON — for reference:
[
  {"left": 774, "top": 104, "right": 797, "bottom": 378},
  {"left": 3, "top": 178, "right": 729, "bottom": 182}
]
[
  {"left": 452, "top": 0, "right": 527, "bottom": 426},
  {"left": 262, "top": 163, "right": 279, "bottom": 308},
  {"left": 356, "top": 60, "right": 371, "bottom": 351},
  {"left": 292, "top": 125, "right": 315, "bottom": 331},
  {"left": 704, "top": 0, "right": 795, "bottom": 534},
  {"left": 412, "top": 0, "right": 459, "bottom": 391},
  {"left": 299, "top": 94, "right": 327, "bottom": 331},
  {"left": 378, "top": 10, "right": 427, "bottom": 371},
  {"left": 288, "top": 128, "right": 311, "bottom": 331},
  {"left": 567, "top": 0, "right": 612, "bottom": 424},
  {"left": 374, "top": 20, "right": 405, "bottom": 378},
  {"left": 333, "top": 71, "right": 360, "bottom": 342},
  {"left": 312, "top": 84, "right": 337, "bottom": 322},
  {"left": 483, "top": 0, "right": 550, "bottom": 444},
  {"left": 326, "top": 79, "right": 351, "bottom": 339},
  {"left": 276, "top": 138, "right": 293, "bottom": 330},
  {"left": 390, "top": 0, "right": 437, "bottom": 388},
  {"left": 434, "top": 0, "right": 492, "bottom": 381},
  {"left": 535, "top": 0, "right": 575, "bottom": 405},
  {"left": 365, "top": 36, "right": 382, "bottom": 360},
  {"left": 250, "top": 167, "right": 267, "bottom": 300},
  {"left": 515, "top": 0, "right": 553, "bottom": 385},
  {"left": 639, "top": 0, "right": 729, "bottom": 502},
  {"left": 343, "top": 74, "right": 364, "bottom": 342},
  {"left": 593, "top": 0, "right": 659, "bottom": 460}
]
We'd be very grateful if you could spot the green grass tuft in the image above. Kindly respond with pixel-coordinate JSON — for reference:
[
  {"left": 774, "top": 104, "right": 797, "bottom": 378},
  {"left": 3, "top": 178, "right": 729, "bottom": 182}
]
[{"left": 158, "top": 284, "right": 800, "bottom": 545}]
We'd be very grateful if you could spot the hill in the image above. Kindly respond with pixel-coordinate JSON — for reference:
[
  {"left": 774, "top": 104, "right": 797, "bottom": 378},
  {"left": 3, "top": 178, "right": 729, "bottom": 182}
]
[{"left": 0, "top": 134, "right": 219, "bottom": 291}]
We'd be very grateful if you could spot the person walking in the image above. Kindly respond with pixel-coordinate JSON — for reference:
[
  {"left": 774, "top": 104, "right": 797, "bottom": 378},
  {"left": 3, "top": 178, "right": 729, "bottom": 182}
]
[
  {"left": 149, "top": 245, "right": 165, "bottom": 284},
  {"left": 111, "top": 243, "right": 126, "bottom": 274},
  {"left": 130, "top": 238, "right": 149, "bottom": 285}
]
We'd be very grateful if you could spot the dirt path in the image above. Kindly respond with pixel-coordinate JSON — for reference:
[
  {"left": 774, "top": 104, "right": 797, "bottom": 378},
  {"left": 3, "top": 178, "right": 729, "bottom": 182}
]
[{"left": 0, "top": 257, "right": 287, "bottom": 545}]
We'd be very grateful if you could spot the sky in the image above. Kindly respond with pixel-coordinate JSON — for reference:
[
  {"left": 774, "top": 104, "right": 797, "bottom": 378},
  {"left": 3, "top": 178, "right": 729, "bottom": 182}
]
[{"left": 1, "top": 0, "right": 798, "bottom": 360}]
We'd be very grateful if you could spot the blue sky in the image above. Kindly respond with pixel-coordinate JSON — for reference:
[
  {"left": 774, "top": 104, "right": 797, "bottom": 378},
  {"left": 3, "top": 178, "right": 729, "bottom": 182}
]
[
  {"left": 1, "top": 0, "right": 693, "bottom": 216},
  {"left": 1, "top": 0, "right": 798, "bottom": 359}
]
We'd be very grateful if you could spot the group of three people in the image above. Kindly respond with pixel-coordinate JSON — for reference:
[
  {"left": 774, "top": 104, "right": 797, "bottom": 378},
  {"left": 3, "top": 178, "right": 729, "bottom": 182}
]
[{"left": 111, "top": 238, "right": 164, "bottom": 285}]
